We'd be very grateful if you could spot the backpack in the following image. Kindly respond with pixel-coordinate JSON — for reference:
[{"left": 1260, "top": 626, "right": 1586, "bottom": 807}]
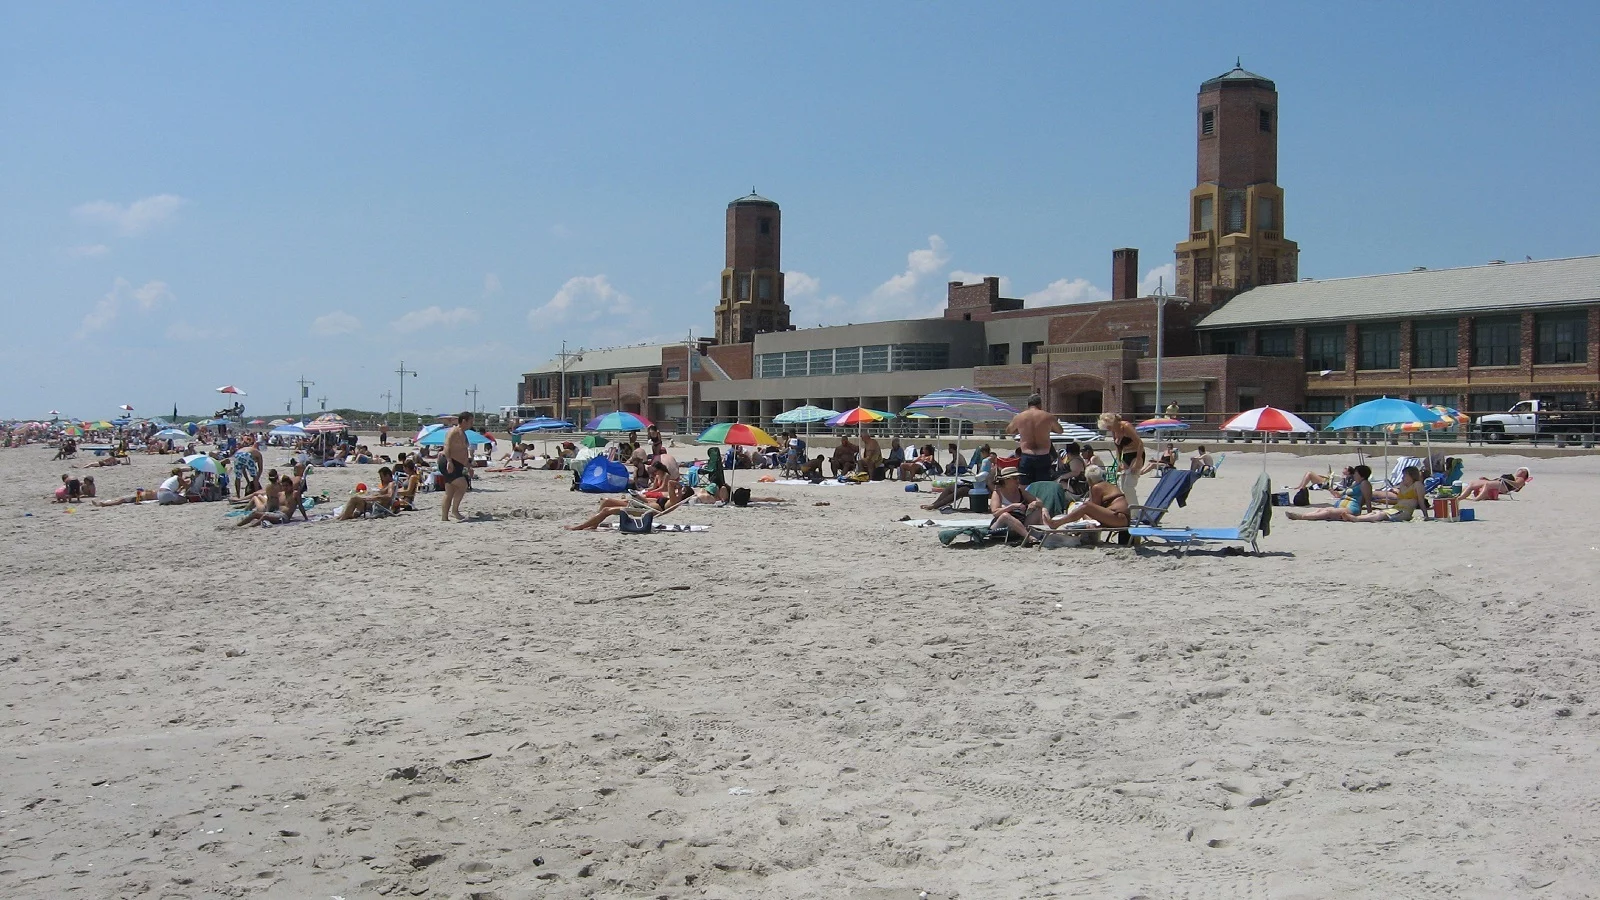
[{"left": 1292, "top": 487, "right": 1310, "bottom": 507}]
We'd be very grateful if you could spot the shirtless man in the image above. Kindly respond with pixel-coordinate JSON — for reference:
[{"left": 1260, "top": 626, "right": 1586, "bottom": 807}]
[
  {"left": 859, "top": 432, "right": 883, "bottom": 478},
  {"left": 1006, "top": 394, "right": 1062, "bottom": 486},
  {"left": 441, "top": 411, "right": 473, "bottom": 521},
  {"left": 1097, "top": 412, "right": 1145, "bottom": 506}
]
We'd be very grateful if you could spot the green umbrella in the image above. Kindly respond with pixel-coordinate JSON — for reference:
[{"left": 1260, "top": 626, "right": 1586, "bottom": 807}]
[{"left": 580, "top": 434, "right": 605, "bottom": 448}]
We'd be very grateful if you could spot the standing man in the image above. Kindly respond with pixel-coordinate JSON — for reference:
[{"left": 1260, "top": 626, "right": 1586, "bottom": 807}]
[
  {"left": 379, "top": 422, "right": 389, "bottom": 446},
  {"left": 441, "top": 410, "right": 473, "bottom": 522},
  {"left": 1006, "top": 394, "right": 1063, "bottom": 486}
]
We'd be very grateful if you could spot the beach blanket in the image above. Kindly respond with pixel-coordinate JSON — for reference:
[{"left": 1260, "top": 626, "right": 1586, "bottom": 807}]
[
  {"left": 773, "top": 478, "right": 849, "bottom": 487},
  {"left": 900, "top": 517, "right": 991, "bottom": 528},
  {"left": 595, "top": 523, "right": 711, "bottom": 533}
]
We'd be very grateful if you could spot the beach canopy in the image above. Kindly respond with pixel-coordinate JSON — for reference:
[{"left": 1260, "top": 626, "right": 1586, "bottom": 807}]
[
  {"left": 512, "top": 417, "right": 573, "bottom": 434},
  {"left": 772, "top": 404, "right": 839, "bottom": 425},
  {"left": 698, "top": 422, "right": 777, "bottom": 447},
  {"left": 1223, "top": 406, "right": 1314, "bottom": 433},
  {"left": 1136, "top": 417, "right": 1189, "bottom": 433},
  {"left": 183, "top": 453, "right": 220, "bottom": 475},
  {"left": 826, "top": 407, "right": 894, "bottom": 427},
  {"left": 1326, "top": 397, "right": 1442, "bottom": 431},
  {"left": 586, "top": 411, "right": 653, "bottom": 432},
  {"left": 904, "top": 387, "right": 1018, "bottom": 422},
  {"left": 417, "top": 428, "right": 491, "bottom": 446},
  {"left": 215, "top": 385, "right": 246, "bottom": 395}
]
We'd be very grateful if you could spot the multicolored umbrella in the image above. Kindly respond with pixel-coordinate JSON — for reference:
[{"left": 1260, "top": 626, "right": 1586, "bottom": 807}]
[
  {"left": 1135, "top": 417, "right": 1189, "bottom": 433},
  {"left": 904, "top": 388, "right": 1018, "bottom": 422},
  {"left": 697, "top": 422, "right": 778, "bottom": 447},
  {"left": 512, "top": 417, "right": 573, "bottom": 434},
  {"left": 586, "top": 411, "right": 653, "bottom": 432},
  {"left": 825, "top": 407, "right": 894, "bottom": 427},
  {"left": 61, "top": 425, "right": 84, "bottom": 436},
  {"left": 304, "top": 419, "right": 349, "bottom": 433},
  {"left": 248, "top": 418, "right": 267, "bottom": 424},
  {"left": 1384, "top": 405, "right": 1468, "bottom": 432}
]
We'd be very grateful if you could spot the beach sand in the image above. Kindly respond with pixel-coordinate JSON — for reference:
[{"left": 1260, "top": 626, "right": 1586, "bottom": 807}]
[{"left": 3, "top": 443, "right": 1599, "bottom": 898}]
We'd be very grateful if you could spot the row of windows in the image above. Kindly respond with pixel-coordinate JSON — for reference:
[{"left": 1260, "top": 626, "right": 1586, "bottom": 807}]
[
  {"left": 756, "top": 343, "right": 951, "bottom": 378},
  {"left": 1192, "top": 195, "right": 1275, "bottom": 236},
  {"left": 722, "top": 273, "right": 775, "bottom": 302},
  {"left": 1304, "top": 393, "right": 1584, "bottom": 419},
  {"left": 1210, "top": 311, "right": 1590, "bottom": 369},
  {"left": 986, "top": 341, "right": 1046, "bottom": 366}
]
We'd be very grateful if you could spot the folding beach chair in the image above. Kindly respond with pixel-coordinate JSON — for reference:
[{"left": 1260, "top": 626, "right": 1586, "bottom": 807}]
[
  {"left": 1382, "top": 456, "right": 1425, "bottom": 491},
  {"left": 1029, "top": 467, "right": 1193, "bottom": 546},
  {"left": 1129, "top": 472, "right": 1271, "bottom": 554}
]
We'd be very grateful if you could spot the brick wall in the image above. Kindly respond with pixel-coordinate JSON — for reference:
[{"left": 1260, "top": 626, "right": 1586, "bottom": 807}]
[{"left": 706, "top": 343, "right": 754, "bottom": 381}]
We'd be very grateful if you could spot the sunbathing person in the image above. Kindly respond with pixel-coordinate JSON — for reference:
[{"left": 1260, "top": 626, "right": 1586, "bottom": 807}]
[
  {"left": 94, "top": 488, "right": 159, "bottom": 507},
  {"left": 338, "top": 467, "right": 398, "bottom": 520},
  {"left": 988, "top": 466, "right": 1043, "bottom": 543},
  {"left": 565, "top": 493, "right": 683, "bottom": 531},
  {"left": 1297, "top": 466, "right": 1356, "bottom": 497},
  {"left": 1043, "top": 466, "right": 1130, "bottom": 530},
  {"left": 1286, "top": 465, "right": 1377, "bottom": 521},
  {"left": 921, "top": 447, "right": 996, "bottom": 511},
  {"left": 77, "top": 454, "right": 128, "bottom": 468},
  {"left": 237, "top": 475, "right": 301, "bottom": 527},
  {"left": 1462, "top": 467, "right": 1530, "bottom": 501}
]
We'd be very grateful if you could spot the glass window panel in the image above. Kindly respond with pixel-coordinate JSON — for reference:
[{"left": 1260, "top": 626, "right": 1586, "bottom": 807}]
[
  {"left": 861, "top": 345, "right": 889, "bottom": 373},
  {"left": 1535, "top": 311, "right": 1588, "bottom": 364},
  {"left": 1196, "top": 197, "right": 1213, "bottom": 232},
  {"left": 1305, "top": 326, "right": 1345, "bottom": 372},
  {"left": 808, "top": 348, "right": 833, "bottom": 377},
  {"left": 1469, "top": 392, "right": 1519, "bottom": 412},
  {"left": 1257, "top": 327, "right": 1294, "bottom": 357},
  {"left": 1256, "top": 197, "right": 1275, "bottom": 231},
  {"left": 758, "top": 354, "right": 783, "bottom": 378},
  {"left": 833, "top": 346, "right": 860, "bottom": 375},
  {"left": 1210, "top": 330, "right": 1245, "bottom": 355},
  {"left": 783, "top": 350, "right": 808, "bottom": 377},
  {"left": 1472, "top": 315, "right": 1520, "bottom": 366},
  {"left": 1358, "top": 324, "right": 1400, "bottom": 370},
  {"left": 1412, "top": 319, "right": 1459, "bottom": 369}
]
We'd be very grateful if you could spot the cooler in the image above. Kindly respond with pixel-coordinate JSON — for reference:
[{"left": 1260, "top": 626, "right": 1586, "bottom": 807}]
[{"left": 1432, "top": 497, "right": 1460, "bottom": 521}]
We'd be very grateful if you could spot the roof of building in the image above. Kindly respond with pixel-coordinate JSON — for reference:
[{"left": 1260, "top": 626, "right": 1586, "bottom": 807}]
[
  {"left": 522, "top": 342, "right": 674, "bottom": 376},
  {"left": 1197, "top": 255, "right": 1600, "bottom": 329},
  {"left": 1201, "top": 62, "right": 1275, "bottom": 91},
  {"left": 729, "top": 190, "right": 778, "bottom": 208}
]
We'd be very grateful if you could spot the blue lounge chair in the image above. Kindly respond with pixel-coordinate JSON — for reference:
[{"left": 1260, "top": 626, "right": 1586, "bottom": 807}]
[
  {"left": 1029, "top": 467, "right": 1194, "bottom": 545},
  {"left": 1129, "top": 472, "right": 1271, "bottom": 554}
]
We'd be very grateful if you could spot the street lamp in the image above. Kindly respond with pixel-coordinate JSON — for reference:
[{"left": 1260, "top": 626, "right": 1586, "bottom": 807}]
[{"left": 396, "top": 362, "right": 418, "bottom": 429}]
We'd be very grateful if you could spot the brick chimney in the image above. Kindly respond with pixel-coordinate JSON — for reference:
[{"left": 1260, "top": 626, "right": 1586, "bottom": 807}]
[{"left": 1112, "top": 248, "right": 1139, "bottom": 300}]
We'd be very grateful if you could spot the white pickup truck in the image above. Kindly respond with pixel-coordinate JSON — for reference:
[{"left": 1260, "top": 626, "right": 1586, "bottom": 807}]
[{"left": 1477, "top": 399, "right": 1599, "bottom": 442}]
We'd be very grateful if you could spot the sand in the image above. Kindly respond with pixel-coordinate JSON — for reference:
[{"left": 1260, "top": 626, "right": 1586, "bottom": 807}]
[{"left": 3, "top": 442, "right": 1599, "bottom": 899}]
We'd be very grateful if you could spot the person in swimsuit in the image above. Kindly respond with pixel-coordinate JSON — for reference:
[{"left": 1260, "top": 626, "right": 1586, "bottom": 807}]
[
  {"left": 339, "top": 467, "right": 398, "bottom": 520},
  {"left": 1298, "top": 466, "right": 1357, "bottom": 498},
  {"left": 440, "top": 411, "right": 474, "bottom": 521},
  {"left": 94, "top": 488, "right": 159, "bottom": 507},
  {"left": 1287, "top": 465, "right": 1379, "bottom": 521},
  {"left": 1097, "top": 412, "right": 1146, "bottom": 506},
  {"left": 1462, "top": 467, "right": 1530, "bottom": 501},
  {"left": 1044, "top": 466, "right": 1131, "bottom": 529},
  {"left": 1007, "top": 394, "right": 1063, "bottom": 485},
  {"left": 989, "top": 466, "right": 1044, "bottom": 543},
  {"left": 701, "top": 443, "right": 730, "bottom": 504}
]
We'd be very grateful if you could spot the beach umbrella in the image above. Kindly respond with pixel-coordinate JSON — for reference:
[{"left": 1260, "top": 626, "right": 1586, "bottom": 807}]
[
  {"left": 415, "top": 423, "right": 447, "bottom": 443},
  {"left": 152, "top": 428, "right": 191, "bottom": 441},
  {"left": 772, "top": 404, "right": 839, "bottom": 425},
  {"left": 579, "top": 434, "right": 606, "bottom": 449},
  {"left": 61, "top": 425, "right": 84, "bottom": 437},
  {"left": 417, "top": 428, "right": 491, "bottom": 446},
  {"left": 267, "top": 418, "right": 290, "bottom": 426},
  {"left": 825, "top": 407, "right": 894, "bottom": 427},
  {"left": 270, "top": 423, "right": 309, "bottom": 438},
  {"left": 1056, "top": 420, "right": 1102, "bottom": 444},
  {"left": 93, "top": 421, "right": 113, "bottom": 429},
  {"left": 905, "top": 388, "right": 1018, "bottom": 471},
  {"left": 183, "top": 453, "right": 220, "bottom": 475},
  {"left": 1326, "top": 397, "right": 1442, "bottom": 432},
  {"left": 1136, "top": 417, "right": 1189, "bottom": 434},
  {"left": 586, "top": 411, "right": 653, "bottom": 432},
  {"left": 215, "top": 385, "right": 247, "bottom": 395},
  {"left": 304, "top": 419, "right": 349, "bottom": 433},
  {"left": 697, "top": 422, "right": 778, "bottom": 447},
  {"left": 118, "top": 404, "right": 134, "bottom": 412},
  {"left": 1382, "top": 405, "right": 1468, "bottom": 475},
  {"left": 512, "top": 417, "right": 573, "bottom": 434},
  {"left": 248, "top": 418, "right": 266, "bottom": 425},
  {"left": 1223, "top": 406, "right": 1314, "bottom": 474}
]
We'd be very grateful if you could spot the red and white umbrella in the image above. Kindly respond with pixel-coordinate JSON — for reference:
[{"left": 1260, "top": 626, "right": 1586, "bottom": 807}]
[
  {"left": 1222, "top": 406, "right": 1313, "bottom": 474},
  {"left": 304, "top": 418, "right": 348, "bottom": 433},
  {"left": 118, "top": 404, "right": 134, "bottom": 411},
  {"left": 215, "top": 385, "right": 247, "bottom": 395}
]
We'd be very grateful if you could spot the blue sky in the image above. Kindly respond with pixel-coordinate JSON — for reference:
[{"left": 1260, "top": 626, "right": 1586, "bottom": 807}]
[{"left": 3, "top": 2, "right": 1597, "bottom": 420}]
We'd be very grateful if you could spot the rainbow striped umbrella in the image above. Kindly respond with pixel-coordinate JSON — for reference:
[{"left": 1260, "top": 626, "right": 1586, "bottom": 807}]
[
  {"left": 825, "top": 407, "right": 894, "bottom": 427},
  {"left": 697, "top": 422, "right": 778, "bottom": 447},
  {"left": 1136, "top": 416, "right": 1189, "bottom": 433}
]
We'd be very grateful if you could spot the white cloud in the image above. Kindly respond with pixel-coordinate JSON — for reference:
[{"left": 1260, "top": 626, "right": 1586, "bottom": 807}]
[
  {"left": 1023, "top": 277, "right": 1109, "bottom": 307},
  {"left": 527, "top": 275, "right": 634, "bottom": 326},
  {"left": 948, "top": 270, "right": 1014, "bottom": 296},
  {"left": 1139, "top": 263, "right": 1177, "bottom": 296},
  {"left": 310, "top": 311, "right": 361, "bottom": 337},
  {"left": 854, "top": 235, "right": 950, "bottom": 320},
  {"left": 785, "top": 270, "right": 848, "bottom": 327},
  {"left": 484, "top": 273, "right": 502, "bottom": 295},
  {"left": 72, "top": 194, "right": 187, "bottom": 236},
  {"left": 391, "top": 305, "right": 482, "bottom": 333},
  {"left": 77, "top": 277, "right": 171, "bottom": 336},
  {"left": 67, "top": 244, "right": 109, "bottom": 258}
]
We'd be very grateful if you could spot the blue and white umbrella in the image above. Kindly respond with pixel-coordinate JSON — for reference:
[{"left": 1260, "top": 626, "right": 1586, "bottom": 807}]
[
  {"left": 772, "top": 405, "right": 840, "bottom": 425},
  {"left": 151, "top": 428, "right": 191, "bottom": 441},
  {"left": 904, "top": 387, "right": 1018, "bottom": 422},
  {"left": 183, "top": 453, "right": 220, "bottom": 475},
  {"left": 1055, "top": 420, "right": 1102, "bottom": 443},
  {"left": 418, "top": 428, "right": 491, "bottom": 446},
  {"left": 270, "top": 424, "right": 309, "bottom": 438},
  {"left": 513, "top": 417, "right": 573, "bottom": 434}
]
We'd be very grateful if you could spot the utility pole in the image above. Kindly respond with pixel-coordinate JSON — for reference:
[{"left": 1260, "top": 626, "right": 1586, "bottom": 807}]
[
  {"left": 1153, "top": 278, "right": 1167, "bottom": 418},
  {"left": 556, "top": 341, "right": 584, "bottom": 426},
  {"left": 396, "top": 361, "right": 418, "bottom": 429},
  {"left": 380, "top": 390, "right": 393, "bottom": 429},
  {"left": 296, "top": 375, "right": 316, "bottom": 420},
  {"left": 465, "top": 385, "right": 480, "bottom": 418},
  {"left": 682, "top": 329, "right": 699, "bottom": 435}
]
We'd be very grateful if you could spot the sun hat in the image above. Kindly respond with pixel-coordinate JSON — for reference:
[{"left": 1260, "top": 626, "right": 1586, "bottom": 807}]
[{"left": 995, "top": 466, "right": 1021, "bottom": 481}]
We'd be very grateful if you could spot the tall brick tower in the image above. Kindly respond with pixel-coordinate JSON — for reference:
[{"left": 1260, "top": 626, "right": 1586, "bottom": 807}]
[
  {"left": 1175, "top": 62, "right": 1298, "bottom": 302},
  {"left": 714, "top": 191, "right": 790, "bottom": 345}
]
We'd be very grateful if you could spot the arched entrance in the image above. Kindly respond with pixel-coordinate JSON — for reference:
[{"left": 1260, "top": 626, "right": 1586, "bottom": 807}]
[
  {"left": 1049, "top": 375, "right": 1106, "bottom": 416},
  {"left": 1075, "top": 391, "right": 1103, "bottom": 416}
]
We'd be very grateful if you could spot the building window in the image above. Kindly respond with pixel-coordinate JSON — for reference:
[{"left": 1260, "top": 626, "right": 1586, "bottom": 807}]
[
  {"left": 1305, "top": 326, "right": 1345, "bottom": 372},
  {"left": 783, "top": 350, "right": 807, "bottom": 377},
  {"left": 834, "top": 346, "right": 861, "bottom": 374},
  {"left": 721, "top": 274, "right": 730, "bottom": 298},
  {"left": 1021, "top": 341, "right": 1045, "bottom": 364},
  {"left": 1201, "top": 109, "right": 1215, "bottom": 136},
  {"left": 988, "top": 343, "right": 1010, "bottom": 366},
  {"left": 1258, "top": 257, "right": 1278, "bottom": 285},
  {"left": 1195, "top": 256, "right": 1213, "bottom": 284},
  {"left": 1358, "top": 323, "right": 1400, "bottom": 370},
  {"left": 808, "top": 348, "right": 833, "bottom": 377},
  {"left": 665, "top": 366, "right": 682, "bottom": 381},
  {"left": 1413, "top": 393, "right": 1458, "bottom": 411},
  {"left": 1256, "top": 197, "right": 1275, "bottom": 231},
  {"left": 1535, "top": 311, "right": 1588, "bottom": 364},
  {"left": 759, "top": 217, "right": 771, "bottom": 235},
  {"left": 1472, "top": 315, "right": 1520, "bottom": 366},
  {"left": 738, "top": 274, "right": 751, "bottom": 300},
  {"left": 861, "top": 345, "right": 890, "bottom": 373},
  {"left": 1304, "top": 395, "right": 1341, "bottom": 428},
  {"left": 1412, "top": 318, "right": 1458, "bottom": 369},
  {"left": 1469, "top": 392, "right": 1519, "bottom": 412},
  {"left": 758, "top": 354, "right": 782, "bottom": 378},
  {"left": 891, "top": 343, "right": 950, "bottom": 371},
  {"left": 1195, "top": 197, "right": 1214, "bottom": 232},
  {"left": 1210, "top": 330, "right": 1245, "bottom": 355},
  {"left": 1259, "top": 108, "right": 1272, "bottom": 133},
  {"left": 1225, "top": 190, "right": 1246, "bottom": 233},
  {"left": 757, "top": 275, "right": 772, "bottom": 301},
  {"left": 1257, "top": 328, "right": 1294, "bottom": 357},
  {"left": 1121, "top": 336, "right": 1149, "bottom": 356}
]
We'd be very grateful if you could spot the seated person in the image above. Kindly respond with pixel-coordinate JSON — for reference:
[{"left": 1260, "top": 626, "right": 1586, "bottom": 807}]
[
  {"left": 1043, "top": 466, "right": 1130, "bottom": 530},
  {"left": 883, "top": 439, "right": 906, "bottom": 480},
  {"left": 156, "top": 468, "right": 190, "bottom": 505},
  {"left": 921, "top": 447, "right": 996, "bottom": 512},
  {"left": 1141, "top": 443, "right": 1178, "bottom": 475},
  {"left": 945, "top": 443, "right": 967, "bottom": 476},
  {"left": 830, "top": 437, "right": 858, "bottom": 477},
  {"left": 338, "top": 467, "right": 399, "bottom": 519},
  {"left": 52, "top": 473, "right": 83, "bottom": 503},
  {"left": 900, "top": 444, "right": 939, "bottom": 481},
  {"left": 800, "top": 454, "right": 827, "bottom": 483},
  {"left": 393, "top": 459, "right": 423, "bottom": 510},
  {"left": 1292, "top": 466, "right": 1424, "bottom": 522},
  {"left": 1286, "top": 465, "right": 1377, "bottom": 521},
  {"left": 988, "top": 466, "right": 1044, "bottom": 543},
  {"left": 1189, "top": 445, "right": 1216, "bottom": 476},
  {"left": 1462, "top": 467, "right": 1530, "bottom": 500},
  {"left": 1298, "top": 466, "right": 1356, "bottom": 497},
  {"left": 80, "top": 475, "right": 96, "bottom": 498},
  {"left": 1423, "top": 457, "right": 1465, "bottom": 493},
  {"left": 237, "top": 475, "right": 301, "bottom": 527}
]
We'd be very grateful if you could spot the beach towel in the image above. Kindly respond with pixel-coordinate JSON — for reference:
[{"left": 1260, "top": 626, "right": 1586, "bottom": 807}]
[
  {"left": 596, "top": 523, "right": 711, "bottom": 533},
  {"left": 938, "top": 524, "right": 1002, "bottom": 546},
  {"left": 900, "top": 517, "right": 992, "bottom": 528}
]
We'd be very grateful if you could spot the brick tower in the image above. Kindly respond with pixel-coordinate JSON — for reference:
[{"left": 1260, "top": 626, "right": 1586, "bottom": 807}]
[
  {"left": 1175, "top": 62, "right": 1299, "bottom": 302},
  {"left": 715, "top": 191, "right": 790, "bottom": 345}
]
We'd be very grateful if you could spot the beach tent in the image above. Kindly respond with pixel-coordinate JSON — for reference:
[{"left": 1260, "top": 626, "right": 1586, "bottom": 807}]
[{"left": 578, "top": 455, "right": 630, "bottom": 493}]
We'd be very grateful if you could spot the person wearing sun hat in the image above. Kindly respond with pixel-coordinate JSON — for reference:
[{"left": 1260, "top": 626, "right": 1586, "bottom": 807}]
[{"left": 989, "top": 465, "right": 1043, "bottom": 543}]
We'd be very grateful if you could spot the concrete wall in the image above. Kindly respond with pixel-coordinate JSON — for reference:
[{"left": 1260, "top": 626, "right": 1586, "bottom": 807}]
[{"left": 752, "top": 318, "right": 986, "bottom": 367}]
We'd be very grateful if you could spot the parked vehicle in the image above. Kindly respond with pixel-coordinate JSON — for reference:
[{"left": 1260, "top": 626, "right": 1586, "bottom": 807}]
[{"left": 1476, "top": 398, "right": 1600, "bottom": 442}]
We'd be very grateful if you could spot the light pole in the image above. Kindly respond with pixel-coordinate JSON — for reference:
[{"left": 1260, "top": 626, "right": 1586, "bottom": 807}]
[
  {"left": 396, "top": 361, "right": 418, "bottom": 430},
  {"left": 296, "top": 375, "right": 316, "bottom": 421},
  {"left": 380, "top": 390, "right": 393, "bottom": 429},
  {"left": 465, "top": 384, "right": 480, "bottom": 418},
  {"left": 556, "top": 341, "right": 584, "bottom": 426}
]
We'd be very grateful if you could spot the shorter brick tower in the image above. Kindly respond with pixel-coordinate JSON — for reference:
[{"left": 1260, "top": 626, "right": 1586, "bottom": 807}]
[{"left": 715, "top": 191, "right": 790, "bottom": 345}]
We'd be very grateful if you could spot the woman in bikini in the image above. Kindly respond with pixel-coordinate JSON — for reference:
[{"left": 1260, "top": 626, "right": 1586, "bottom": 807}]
[
  {"left": 1098, "top": 412, "right": 1146, "bottom": 504},
  {"left": 1043, "top": 466, "right": 1130, "bottom": 529},
  {"left": 989, "top": 466, "right": 1044, "bottom": 543},
  {"left": 1287, "top": 465, "right": 1377, "bottom": 521},
  {"left": 1462, "top": 467, "right": 1530, "bottom": 501}
]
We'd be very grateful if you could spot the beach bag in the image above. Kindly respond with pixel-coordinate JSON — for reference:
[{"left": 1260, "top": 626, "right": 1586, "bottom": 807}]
[
  {"left": 1292, "top": 487, "right": 1310, "bottom": 507},
  {"left": 578, "top": 456, "right": 630, "bottom": 493},
  {"left": 618, "top": 511, "right": 656, "bottom": 534}
]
